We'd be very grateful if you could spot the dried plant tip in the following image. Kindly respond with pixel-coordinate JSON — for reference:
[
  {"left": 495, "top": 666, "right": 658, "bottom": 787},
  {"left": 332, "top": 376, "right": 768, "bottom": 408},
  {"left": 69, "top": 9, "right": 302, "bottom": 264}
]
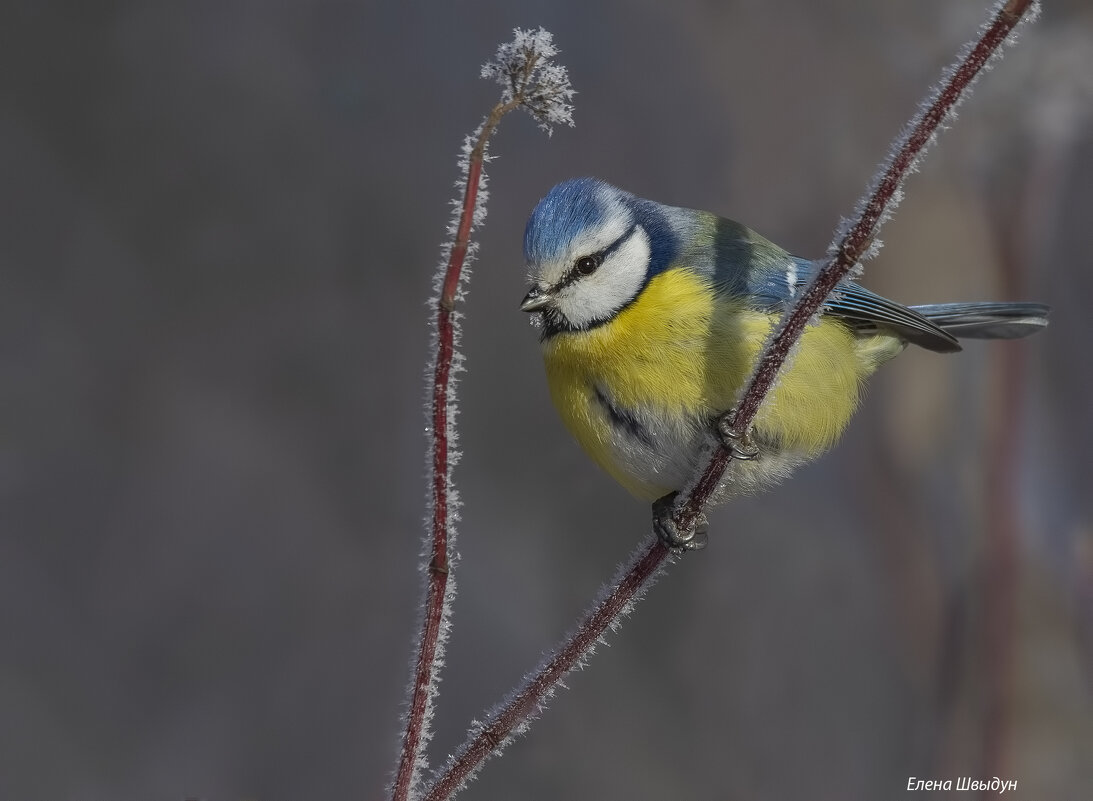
[{"left": 481, "top": 27, "right": 576, "bottom": 133}]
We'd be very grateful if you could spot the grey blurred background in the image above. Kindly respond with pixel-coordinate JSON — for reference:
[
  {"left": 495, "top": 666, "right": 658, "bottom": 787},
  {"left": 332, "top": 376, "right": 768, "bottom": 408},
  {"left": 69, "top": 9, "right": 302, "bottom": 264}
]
[{"left": 3, "top": 1, "right": 1092, "bottom": 799}]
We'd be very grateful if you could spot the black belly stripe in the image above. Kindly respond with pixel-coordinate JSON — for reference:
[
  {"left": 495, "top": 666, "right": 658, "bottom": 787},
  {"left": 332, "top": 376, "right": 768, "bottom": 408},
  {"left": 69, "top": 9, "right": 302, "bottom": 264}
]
[{"left": 593, "top": 386, "right": 654, "bottom": 448}]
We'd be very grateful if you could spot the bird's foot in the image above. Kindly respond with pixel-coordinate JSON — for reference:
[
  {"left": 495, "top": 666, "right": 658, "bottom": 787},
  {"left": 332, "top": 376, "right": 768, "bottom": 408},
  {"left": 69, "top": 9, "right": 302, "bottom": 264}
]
[
  {"left": 717, "top": 409, "right": 759, "bottom": 461},
  {"left": 652, "top": 492, "right": 708, "bottom": 552}
]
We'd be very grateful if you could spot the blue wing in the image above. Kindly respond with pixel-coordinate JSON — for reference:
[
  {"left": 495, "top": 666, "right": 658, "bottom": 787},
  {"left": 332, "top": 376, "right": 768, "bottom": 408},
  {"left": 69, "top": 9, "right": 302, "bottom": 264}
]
[
  {"left": 705, "top": 217, "right": 961, "bottom": 352},
  {"left": 702, "top": 215, "right": 1050, "bottom": 353},
  {"left": 754, "top": 257, "right": 961, "bottom": 353}
]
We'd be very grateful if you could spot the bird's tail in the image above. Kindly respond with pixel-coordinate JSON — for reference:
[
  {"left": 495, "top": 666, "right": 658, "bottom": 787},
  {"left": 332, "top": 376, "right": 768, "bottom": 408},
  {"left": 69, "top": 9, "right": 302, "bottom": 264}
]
[{"left": 910, "top": 301, "right": 1050, "bottom": 342}]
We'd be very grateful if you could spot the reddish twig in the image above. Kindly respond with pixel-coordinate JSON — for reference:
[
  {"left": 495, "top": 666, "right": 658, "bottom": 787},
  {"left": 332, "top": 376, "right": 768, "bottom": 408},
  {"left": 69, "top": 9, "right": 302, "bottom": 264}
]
[
  {"left": 978, "top": 187, "right": 1031, "bottom": 787},
  {"left": 979, "top": 300, "right": 1022, "bottom": 790},
  {"left": 977, "top": 61, "right": 1066, "bottom": 788},
  {"left": 419, "top": 4, "right": 1040, "bottom": 799},
  {"left": 392, "top": 29, "right": 573, "bottom": 801},
  {"left": 391, "top": 99, "right": 515, "bottom": 801}
]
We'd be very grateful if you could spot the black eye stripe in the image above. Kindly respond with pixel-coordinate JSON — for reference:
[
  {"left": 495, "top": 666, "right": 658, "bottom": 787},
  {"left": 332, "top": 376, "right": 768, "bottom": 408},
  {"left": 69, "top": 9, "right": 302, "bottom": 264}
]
[
  {"left": 600, "top": 222, "right": 638, "bottom": 260},
  {"left": 558, "top": 223, "right": 639, "bottom": 288}
]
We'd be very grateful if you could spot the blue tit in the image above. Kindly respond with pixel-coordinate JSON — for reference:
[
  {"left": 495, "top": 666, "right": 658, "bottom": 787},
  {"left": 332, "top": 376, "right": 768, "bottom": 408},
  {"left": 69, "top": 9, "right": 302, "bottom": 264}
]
[{"left": 520, "top": 178, "right": 1049, "bottom": 545}]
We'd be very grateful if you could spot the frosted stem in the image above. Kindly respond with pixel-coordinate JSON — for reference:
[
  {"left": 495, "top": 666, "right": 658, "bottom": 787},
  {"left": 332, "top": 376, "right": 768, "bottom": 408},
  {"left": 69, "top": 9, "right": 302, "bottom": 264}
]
[{"left": 391, "top": 29, "right": 573, "bottom": 801}]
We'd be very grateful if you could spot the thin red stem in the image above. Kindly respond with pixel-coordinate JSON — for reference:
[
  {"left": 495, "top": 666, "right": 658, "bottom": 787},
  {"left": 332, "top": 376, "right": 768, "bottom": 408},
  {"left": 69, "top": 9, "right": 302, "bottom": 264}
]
[
  {"left": 392, "top": 100, "right": 517, "bottom": 801},
  {"left": 980, "top": 338, "right": 1021, "bottom": 790},
  {"left": 441, "top": 156, "right": 485, "bottom": 312},
  {"left": 977, "top": 73, "right": 1056, "bottom": 789}
]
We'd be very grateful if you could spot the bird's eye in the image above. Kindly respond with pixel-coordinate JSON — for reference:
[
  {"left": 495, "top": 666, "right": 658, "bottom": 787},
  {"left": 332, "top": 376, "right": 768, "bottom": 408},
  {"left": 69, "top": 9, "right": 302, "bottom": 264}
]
[{"left": 575, "top": 255, "right": 601, "bottom": 276}]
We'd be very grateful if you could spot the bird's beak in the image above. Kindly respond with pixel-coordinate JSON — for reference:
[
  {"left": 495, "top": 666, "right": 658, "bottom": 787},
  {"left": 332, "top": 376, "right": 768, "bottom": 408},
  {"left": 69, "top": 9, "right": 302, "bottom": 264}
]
[{"left": 520, "top": 286, "right": 552, "bottom": 312}]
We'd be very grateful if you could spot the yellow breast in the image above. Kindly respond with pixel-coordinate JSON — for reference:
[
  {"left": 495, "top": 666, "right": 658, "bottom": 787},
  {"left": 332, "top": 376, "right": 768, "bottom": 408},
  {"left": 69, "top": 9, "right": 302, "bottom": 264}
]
[{"left": 540, "top": 267, "right": 899, "bottom": 499}]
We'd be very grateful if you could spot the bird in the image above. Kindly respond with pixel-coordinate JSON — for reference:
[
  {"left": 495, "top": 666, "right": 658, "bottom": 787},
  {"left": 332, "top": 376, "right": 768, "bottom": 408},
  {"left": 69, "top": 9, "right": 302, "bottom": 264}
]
[{"left": 520, "top": 177, "right": 1050, "bottom": 549}]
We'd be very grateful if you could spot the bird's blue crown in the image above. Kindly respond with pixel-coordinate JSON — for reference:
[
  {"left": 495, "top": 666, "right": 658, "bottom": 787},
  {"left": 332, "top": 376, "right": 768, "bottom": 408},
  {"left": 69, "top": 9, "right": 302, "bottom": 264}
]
[{"left": 524, "top": 178, "right": 679, "bottom": 276}]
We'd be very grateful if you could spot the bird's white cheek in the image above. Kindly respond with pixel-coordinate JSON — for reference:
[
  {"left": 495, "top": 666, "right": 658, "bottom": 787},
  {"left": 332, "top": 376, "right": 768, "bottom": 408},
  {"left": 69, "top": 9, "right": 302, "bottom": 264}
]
[
  {"left": 558, "top": 229, "right": 651, "bottom": 328},
  {"left": 555, "top": 280, "right": 622, "bottom": 328}
]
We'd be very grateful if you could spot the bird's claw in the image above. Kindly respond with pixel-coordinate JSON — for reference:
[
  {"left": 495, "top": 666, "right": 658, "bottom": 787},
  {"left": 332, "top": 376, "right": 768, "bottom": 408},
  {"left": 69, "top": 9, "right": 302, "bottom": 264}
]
[
  {"left": 717, "top": 409, "right": 759, "bottom": 461},
  {"left": 652, "top": 492, "right": 708, "bottom": 552}
]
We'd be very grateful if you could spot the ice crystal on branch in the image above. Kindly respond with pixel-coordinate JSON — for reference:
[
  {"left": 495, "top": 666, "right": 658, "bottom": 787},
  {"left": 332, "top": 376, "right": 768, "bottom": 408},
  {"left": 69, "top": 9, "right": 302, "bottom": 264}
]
[{"left": 481, "top": 28, "right": 575, "bottom": 134}]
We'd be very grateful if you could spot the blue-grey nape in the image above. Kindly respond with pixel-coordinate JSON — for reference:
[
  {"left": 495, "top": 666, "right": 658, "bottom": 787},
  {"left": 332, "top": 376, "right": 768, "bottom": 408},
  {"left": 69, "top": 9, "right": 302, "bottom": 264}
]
[{"left": 627, "top": 196, "right": 680, "bottom": 277}]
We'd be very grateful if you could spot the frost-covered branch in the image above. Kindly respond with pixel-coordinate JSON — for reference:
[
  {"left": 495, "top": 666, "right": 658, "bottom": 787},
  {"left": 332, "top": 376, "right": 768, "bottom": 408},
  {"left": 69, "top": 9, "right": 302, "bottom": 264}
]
[
  {"left": 390, "top": 28, "right": 573, "bottom": 801},
  {"left": 672, "top": 0, "right": 1041, "bottom": 534},
  {"left": 418, "top": 4, "right": 1040, "bottom": 800}
]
